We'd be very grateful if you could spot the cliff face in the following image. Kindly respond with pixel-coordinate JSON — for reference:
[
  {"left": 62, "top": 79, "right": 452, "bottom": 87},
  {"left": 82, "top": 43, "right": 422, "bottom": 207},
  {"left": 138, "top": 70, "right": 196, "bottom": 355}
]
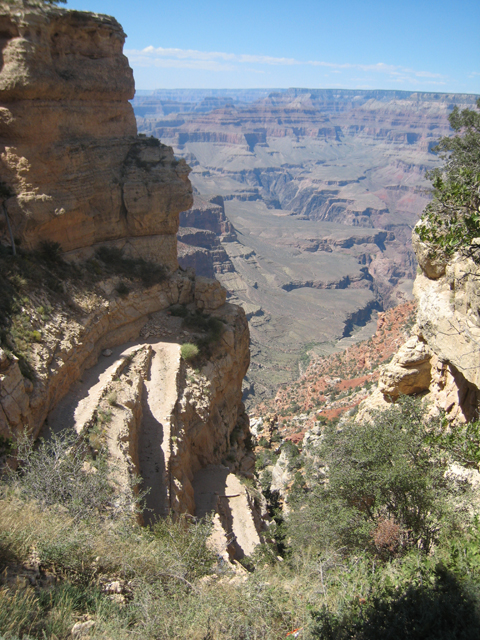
[
  {"left": 0, "top": 4, "right": 256, "bottom": 541},
  {"left": 0, "top": 3, "right": 191, "bottom": 269},
  {"left": 362, "top": 240, "right": 480, "bottom": 423},
  {"left": 177, "top": 195, "right": 236, "bottom": 278}
]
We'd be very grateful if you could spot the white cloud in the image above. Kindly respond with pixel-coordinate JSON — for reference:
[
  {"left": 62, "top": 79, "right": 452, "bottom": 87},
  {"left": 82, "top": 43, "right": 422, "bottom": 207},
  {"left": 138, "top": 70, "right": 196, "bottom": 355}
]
[{"left": 125, "top": 46, "right": 447, "bottom": 85}]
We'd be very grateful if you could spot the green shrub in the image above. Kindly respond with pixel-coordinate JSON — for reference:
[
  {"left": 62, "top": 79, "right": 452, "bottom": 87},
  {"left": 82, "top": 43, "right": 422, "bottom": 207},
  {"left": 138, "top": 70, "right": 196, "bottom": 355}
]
[
  {"left": 180, "top": 342, "right": 199, "bottom": 361},
  {"left": 151, "top": 514, "right": 215, "bottom": 580},
  {"left": 169, "top": 304, "right": 189, "bottom": 318},
  {"left": 288, "top": 397, "right": 455, "bottom": 556},
  {"left": 183, "top": 310, "right": 224, "bottom": 345},
  {"left": 37, "top": 240, "right": 64, "bottom": 265},
  {"left": 309, "top": 567, "right": 480, "bottom": 640},
  {"left": 257, "top": 436, "right": 270, "bottom": 449},
  {"left": 428, "top": 419, "right": 480, "bottom": 468},
  {"left": 416, "top": 98, "right": 480, "bottom": 257},
  {"left": 259, "top": 469, "right": 273, "bottom": 492},
  {"left": 282, "top": 441, "right": 302, "bottom": 472},
  {"left": 115, "top": 281, "right": 130, "bottom": 297}
]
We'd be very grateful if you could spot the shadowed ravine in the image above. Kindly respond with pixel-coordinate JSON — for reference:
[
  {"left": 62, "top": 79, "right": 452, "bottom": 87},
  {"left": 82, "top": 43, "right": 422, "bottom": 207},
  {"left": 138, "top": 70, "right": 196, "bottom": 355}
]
[{"left": 139, "top": 342, "right": 180, "bottom": 522}]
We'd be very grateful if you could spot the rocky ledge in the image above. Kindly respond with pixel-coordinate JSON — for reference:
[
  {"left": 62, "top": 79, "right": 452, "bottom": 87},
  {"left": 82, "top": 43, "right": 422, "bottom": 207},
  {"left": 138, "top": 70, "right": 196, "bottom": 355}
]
[
  {"left": 0, "top": 2, "right": 191, "bottom": 268},
  {"left": 361, "top": 237, "right": 480, "bottom": 423},
  {"left": 0, "top": 3, "right": 258, "bottom": 555}
]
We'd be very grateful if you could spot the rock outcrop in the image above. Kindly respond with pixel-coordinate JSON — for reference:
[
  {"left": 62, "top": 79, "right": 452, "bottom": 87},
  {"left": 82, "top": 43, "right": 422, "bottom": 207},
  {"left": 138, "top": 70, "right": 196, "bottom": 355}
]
[
  {"left": 0, "top": 2, "right": 191, "bottom": 269},
  {"left": 362, "top": 240, "right": 480, "bottom": 423},
  {"left": 177, "top": 195, "right": 236, "bottom": 277},
  {"left": 180, "top": 195, "right": 236, "bottom": 241},
  {"left": 0, "top": 2, "right": 258, "bottom": 552},
  {"left": 44, "top": 298, "right": 252, "bottom": 519}
]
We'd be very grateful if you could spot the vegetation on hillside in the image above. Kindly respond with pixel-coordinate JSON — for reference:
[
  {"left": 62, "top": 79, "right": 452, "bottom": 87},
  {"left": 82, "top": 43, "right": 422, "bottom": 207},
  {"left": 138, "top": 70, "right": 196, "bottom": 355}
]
[
  {"left": 0, "top": 243, "right": 166, "bottom": 378},
  {"left": 171, "top": 304, "right": 225, "bottom": 359},
  {"left": 253, "top": 301, "right": 417, "bottom": 441},
  {"left": 2, "top": 398, "right": 480, "bottom": 639},
  {"left": 416, "top": 98, "right": 480, "bottom": 256},
  {"left": 288, "top": 398, "right": 454, "bottom": 556}
]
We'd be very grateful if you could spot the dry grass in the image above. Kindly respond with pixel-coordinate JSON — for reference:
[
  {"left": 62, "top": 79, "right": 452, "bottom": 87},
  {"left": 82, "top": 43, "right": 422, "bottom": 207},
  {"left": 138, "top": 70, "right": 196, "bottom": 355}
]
[
  {"left": 1, "top": 490, "right": 480, "bottom": 639},
  {"left": 0, "top": 493, "right": 300, "bottom": 639}
]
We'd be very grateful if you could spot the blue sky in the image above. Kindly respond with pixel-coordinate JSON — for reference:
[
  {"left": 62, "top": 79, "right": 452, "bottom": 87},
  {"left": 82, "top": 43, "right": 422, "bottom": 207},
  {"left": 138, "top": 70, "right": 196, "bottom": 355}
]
[{"left": 66, "top": 0, "right": 480, "bottom": 94}]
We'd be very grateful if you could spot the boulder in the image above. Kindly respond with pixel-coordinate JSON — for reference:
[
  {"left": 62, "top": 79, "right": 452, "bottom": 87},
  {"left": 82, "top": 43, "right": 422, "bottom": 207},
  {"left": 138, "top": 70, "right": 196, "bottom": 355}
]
[
  {"left": 412, "top": 230, "right": 447, "bottom": 280},
  {"left": 194, "top": 276, "right": 227, "bottom": 312},
  {"left": 378, "top": 336, "right": 432, "bottom": 399}
]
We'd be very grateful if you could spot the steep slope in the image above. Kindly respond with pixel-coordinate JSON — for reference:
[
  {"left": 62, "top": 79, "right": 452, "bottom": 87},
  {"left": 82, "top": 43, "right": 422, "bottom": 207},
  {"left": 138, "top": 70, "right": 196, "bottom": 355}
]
[
  {"left": 0, "top": 3, "right": 191, "bottom": 267},
  {"left": 252, "top": 300, "right": 416, "bottom": 443},
  {"left": 177, "top": 194, "right": 235, "bottom": 278},
  {"left": 0, "top": 3, "right": 260, "bottom": 549},
  {"left": 361, "top": 239, "right": 480, "bottom": 424}
]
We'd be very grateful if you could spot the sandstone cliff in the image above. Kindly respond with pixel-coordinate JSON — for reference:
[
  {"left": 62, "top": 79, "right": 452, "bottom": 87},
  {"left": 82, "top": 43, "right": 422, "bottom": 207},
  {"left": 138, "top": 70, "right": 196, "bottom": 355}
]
[
  {"left": 0, "top": 3, "right": 260, "bottom": 552},
  {"left": 0, "top": 2, "right": 191, "bottom": 269},
  {"left": 177, "top": 195, "right": 236, "bottom": 278},
  {"left": 361, "top": 238, "right": 480, "bottom": 423}
]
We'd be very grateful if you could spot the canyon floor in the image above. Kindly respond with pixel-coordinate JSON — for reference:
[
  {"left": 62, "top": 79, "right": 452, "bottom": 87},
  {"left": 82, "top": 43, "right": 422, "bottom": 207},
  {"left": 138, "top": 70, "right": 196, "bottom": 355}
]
[{"left": 134, "top": 89, "right": 478, "bottom": 402}]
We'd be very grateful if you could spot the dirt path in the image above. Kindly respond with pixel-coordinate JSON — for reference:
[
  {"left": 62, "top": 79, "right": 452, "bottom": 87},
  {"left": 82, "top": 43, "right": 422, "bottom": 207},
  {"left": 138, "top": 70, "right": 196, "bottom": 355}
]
[
  {"left": 193, "top": 464, "right": 261, "bottom": 560},
  {"left": 139, "top": 342, "right": 180, "bottom": 521},
  {"left": 47, "top": 339, "right": 181, "bottom": 522},
  {"left": 47, "top": 342, "right": 141, "bottom": 436},
  {"left": 46, "top": 334, "right": 261, "bottom": 557}
]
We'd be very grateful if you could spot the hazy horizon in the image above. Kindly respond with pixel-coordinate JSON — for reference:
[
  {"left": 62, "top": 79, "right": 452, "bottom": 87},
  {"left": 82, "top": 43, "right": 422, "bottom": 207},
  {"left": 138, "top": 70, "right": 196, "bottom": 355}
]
[
  {"left": 66, "top": 0, "right": 480, "bottom": 95},
  {"left": 133, "top": 87, "right": 480, "bottom": 97}
]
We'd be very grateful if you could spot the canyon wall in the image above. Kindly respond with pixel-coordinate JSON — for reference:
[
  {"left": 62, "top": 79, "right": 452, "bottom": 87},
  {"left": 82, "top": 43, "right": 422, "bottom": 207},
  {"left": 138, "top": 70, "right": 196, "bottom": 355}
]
[
  {"left": 177, "top": 195, "right": 235, "bottom": 278},
  {"left": 362, "top": 237, "right": 480, "bottom": 423},
  {"left": 0, "top": 3, "right": 255, "bottom": 534},
  {"left": 0, "top": 3, "right": 191, "bottom": 269},
  {"left": 134, "top": 88, "right": 479, "bottom": 402}
]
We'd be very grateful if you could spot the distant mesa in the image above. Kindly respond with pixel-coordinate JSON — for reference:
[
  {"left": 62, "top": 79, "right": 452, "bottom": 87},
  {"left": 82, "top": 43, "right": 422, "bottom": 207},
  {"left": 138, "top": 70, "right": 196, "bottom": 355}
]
[{"left": 178, "top": 195, "right": 236, "bottom": 278}]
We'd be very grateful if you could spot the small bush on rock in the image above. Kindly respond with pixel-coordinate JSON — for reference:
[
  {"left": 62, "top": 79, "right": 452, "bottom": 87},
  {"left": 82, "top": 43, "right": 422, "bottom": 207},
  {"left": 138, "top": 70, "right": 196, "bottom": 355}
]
[
  {"left": 180, "top": 342, "right": 199, "bottom": 361},
  {"left": 416, "top": 98, "right": 480, "bottom": 257}
]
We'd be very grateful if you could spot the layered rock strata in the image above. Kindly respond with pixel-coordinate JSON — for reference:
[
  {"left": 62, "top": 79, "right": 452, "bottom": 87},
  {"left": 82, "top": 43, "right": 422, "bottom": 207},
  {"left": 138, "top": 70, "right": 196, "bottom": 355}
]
[
  {"left": 44, "top": 295, "right": 252, "bottom": 519},
  {"left": 0, "top": 3, "right": 191, "bottom": 269},
  {"left": 0, "top": 3, "right": 257, "bottom": 552},
  {"left": 177, "top": 195, "right": 236, "bottom": 278}
]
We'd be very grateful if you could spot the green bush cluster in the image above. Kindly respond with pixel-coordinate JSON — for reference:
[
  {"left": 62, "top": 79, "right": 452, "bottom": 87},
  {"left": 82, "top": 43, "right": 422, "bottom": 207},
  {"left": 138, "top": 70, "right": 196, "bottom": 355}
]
[
  {"left": 180, "top": 342, "right": 199, "bottom": 361},
  {"left": 172, "top": 305, "right": 225, "bottom": 360},
  {"left": 2, "top": 397, "right": 480, "bottom": 638},
  {"left": 183, "top": 309, "right": 224, "bottom": 349},
  {"left": 415, "top": 98, "right": 480, "bottom": 257},
  {"left": 288, "top": 397, "right": 453, "bottom": 556}
]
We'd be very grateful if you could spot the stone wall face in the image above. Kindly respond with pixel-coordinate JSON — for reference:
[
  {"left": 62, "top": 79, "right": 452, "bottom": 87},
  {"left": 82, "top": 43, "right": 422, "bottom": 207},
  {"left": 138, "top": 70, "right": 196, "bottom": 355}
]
[
  {"left": 0, "top": 5, "right": 257, "bottom": 541},
  {"left": 361, "top": 238, "right": 480, "bottom": 423},
  {"left": 170, "top": 303, "right": 252, "bottom": 515},
  {"left": 0, "top": 3, "right": 192, "bottom": 269},
  {"left": 0, "top": 273, "right": 194, "bottom": 441}
]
